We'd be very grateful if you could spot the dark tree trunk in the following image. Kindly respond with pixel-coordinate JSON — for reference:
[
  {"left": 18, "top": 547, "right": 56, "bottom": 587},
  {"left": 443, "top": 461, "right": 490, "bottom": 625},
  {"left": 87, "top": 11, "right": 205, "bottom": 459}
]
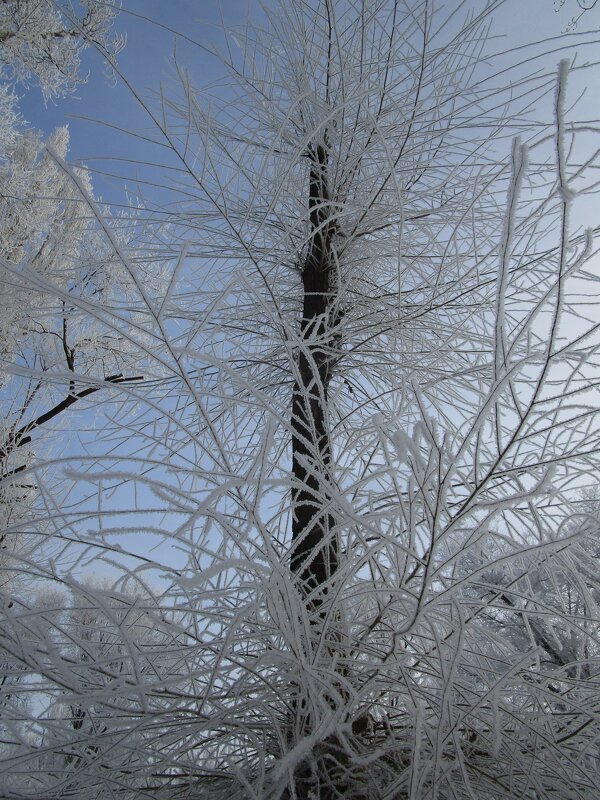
[
  {"left": 288, "top": 141, "right": 352, "bottom": 798},
  {"left": 291, "top": 141, "right": 339, "bottom": 615}
]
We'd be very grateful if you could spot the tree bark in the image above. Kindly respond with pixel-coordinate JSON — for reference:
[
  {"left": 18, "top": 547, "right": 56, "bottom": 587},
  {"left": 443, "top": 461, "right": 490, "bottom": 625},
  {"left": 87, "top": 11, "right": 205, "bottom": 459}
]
[{"left": 291, "top": 141, "right": 339, "bottom": 615}]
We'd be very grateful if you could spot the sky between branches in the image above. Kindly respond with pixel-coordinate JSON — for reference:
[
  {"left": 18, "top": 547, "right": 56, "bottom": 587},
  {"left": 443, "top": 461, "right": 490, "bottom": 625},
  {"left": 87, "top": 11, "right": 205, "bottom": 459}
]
[{"left": 17, "top": 0, "right": 600, "bottom": 211}]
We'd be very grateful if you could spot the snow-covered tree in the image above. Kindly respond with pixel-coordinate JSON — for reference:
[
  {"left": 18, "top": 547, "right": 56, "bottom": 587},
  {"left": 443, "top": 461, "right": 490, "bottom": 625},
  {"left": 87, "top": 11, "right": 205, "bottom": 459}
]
[
  {"left": 0, "top": 580, "right": 179, "bottom": 798},
  {"left": 1, "top": 1, "right": 600, "bottom": 798},
  {"left": 0, "top": 0, "right": 126, "bottom": 539},
  {"left": 0, "top": 122, "right": 145, "bottom": 774},
  {"left": 0, "top": 0, "right": 123, "bottom": 156},
  {"left": 0, "top": 0, "right": 124, "bottom": 103},
  {"left": 0, "top": 123, "right": 144, "bottom": 545}
]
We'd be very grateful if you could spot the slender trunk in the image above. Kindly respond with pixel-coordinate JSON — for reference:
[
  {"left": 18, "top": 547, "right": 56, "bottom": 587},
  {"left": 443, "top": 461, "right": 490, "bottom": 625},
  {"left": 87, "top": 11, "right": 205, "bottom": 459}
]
[
  {"left": 288, "top": 142, "right": 353, "bottom": 798},
  {"left": 291, "top": 142, "right": 338, "bottom": 615}
]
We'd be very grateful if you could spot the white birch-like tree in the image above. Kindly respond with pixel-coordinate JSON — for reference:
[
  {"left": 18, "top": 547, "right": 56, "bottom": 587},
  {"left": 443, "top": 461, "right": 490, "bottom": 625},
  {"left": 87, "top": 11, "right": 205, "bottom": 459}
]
[{"left": 1, "top": 1, "right": 600, "bottom": 798}]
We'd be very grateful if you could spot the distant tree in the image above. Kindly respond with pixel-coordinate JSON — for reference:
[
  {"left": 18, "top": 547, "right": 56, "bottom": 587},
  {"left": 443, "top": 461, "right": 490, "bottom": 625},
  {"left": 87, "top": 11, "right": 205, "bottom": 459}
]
[
  {"left": 0, "top": 0, "right": 127, "bottom": 536},
  {"left": 0, "top": 124, "right": 143, "bottom": 543},
  {"left": 0, "top": 0, "right": 123, "bottom": 156},
  {"left": 0, "top": 0, "right": 124, "bottom": 102},
  {"left": 1, "top": 1, "right": 600, "bottom": 799},
  {"left": 0, "top": 125, "right": 143, "bottom": 760}
]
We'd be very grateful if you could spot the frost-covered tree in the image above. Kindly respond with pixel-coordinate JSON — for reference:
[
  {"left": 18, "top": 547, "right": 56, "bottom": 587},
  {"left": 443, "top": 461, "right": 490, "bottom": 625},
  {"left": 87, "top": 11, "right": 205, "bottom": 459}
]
[
  {"left": 0, "top": 0, "right": 123, "bottom": 155},
  {"left": 0, "top": 0, "right": 126, "bottom": 535},
  {"left": 0, "top": 0, "right": 124, "bottom": 102},
  {"left": 0, "top": 124, "right": 143, "bottom": 758},
  {"left": 0, "top": 124, "right": 143, "bottom": 541},
  {"left": 0, "top": 580, "right": 178, "bottom": 798},
  {"left": 1, "top": 1, "right": 600, "bottom": 798}
]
